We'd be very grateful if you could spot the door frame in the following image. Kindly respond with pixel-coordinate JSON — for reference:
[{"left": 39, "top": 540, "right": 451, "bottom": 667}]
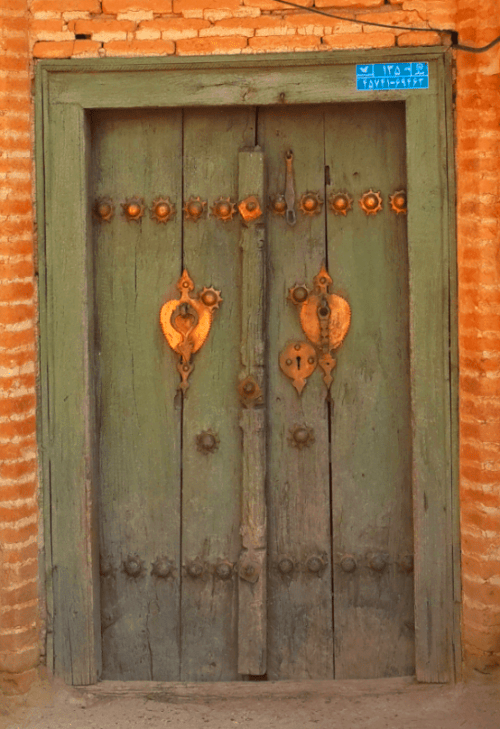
[{"left": 35, "top": 47, "right": 460, "bottom": 685}]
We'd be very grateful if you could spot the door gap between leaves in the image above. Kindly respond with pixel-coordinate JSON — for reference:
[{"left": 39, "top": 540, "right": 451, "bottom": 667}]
[
  {"left": 323, "top": 109, "right": 336, "bottom": 678},
  {"left": 178, "top": 107, "right": 186, "bottom": 681}
]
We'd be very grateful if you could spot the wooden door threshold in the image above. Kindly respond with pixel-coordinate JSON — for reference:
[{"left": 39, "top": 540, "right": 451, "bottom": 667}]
[{"left": 82, "top": 676, "right": 446, "bottom": 702}]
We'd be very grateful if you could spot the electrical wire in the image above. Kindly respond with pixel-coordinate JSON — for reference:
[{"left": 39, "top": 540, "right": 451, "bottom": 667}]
[{"left": 271, "top": 0, "right": 500, "bottom": 53}]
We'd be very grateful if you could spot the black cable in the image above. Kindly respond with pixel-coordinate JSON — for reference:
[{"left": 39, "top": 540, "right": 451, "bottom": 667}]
[
  {"left": 271, "top": 0, "right": 500, "bottom": 53},
  {"left": 454, "top": 36, "right": 500, "bottom": 53}
]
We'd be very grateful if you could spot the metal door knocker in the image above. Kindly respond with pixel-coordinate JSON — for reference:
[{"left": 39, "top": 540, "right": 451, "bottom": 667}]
[
  {"left": 160, "top": 269, "right": 222, "bottom": 393},
  {"left": 279, "top": 264, "right": 351, "bottom": 395}
]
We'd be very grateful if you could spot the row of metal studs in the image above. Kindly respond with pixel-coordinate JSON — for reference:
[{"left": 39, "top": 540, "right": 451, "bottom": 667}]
[{"left": 94, "top": 189, "right": 407, "bottom": 223}]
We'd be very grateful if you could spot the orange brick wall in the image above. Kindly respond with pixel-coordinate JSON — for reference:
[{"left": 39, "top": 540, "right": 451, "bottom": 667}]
[
  {"left": 29, "top": 0, "right": 453, "bottom": 58},
  {"left": 455, "top": 0, "right": 500, "bottom": 673},
  {"left": 0, "top": 0, "right": 40, "bottom": 696},
  {"left": 0, "top": 0, "right": 499, "bottom": 693}
]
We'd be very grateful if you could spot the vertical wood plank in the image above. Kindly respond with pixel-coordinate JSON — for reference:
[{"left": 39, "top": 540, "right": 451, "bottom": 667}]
[
  {"left": 36, "top": 65, "right": 55, "bottom": 674},
  {"left": 92, "top": 109, "right": 182, "bottom": 680},
  {"left": 45, "top": 102, "right": 101, "bottom": 684},
  {"left": 237, "top": 149, "right": 267, "bottom": 676},
  {"left": 181, "top": 108, "right": 256, "bottom": 681},
  {"left": 442, "top": 49, "right": 462, "bottom": 681},
  {"left": 260, "top": 106, "right": 334, "bottom": 680},
  {"left": 407, "top": 92, "right": 454, "bottom": 682},
  {"left": 326, "top": 102, "right": 414, "bottom": 679}
]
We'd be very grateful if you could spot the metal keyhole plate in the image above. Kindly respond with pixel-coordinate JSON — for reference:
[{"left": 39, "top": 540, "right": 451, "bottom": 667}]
[{"left": 279, "top": 341, "right": 317, "bottom": 395}]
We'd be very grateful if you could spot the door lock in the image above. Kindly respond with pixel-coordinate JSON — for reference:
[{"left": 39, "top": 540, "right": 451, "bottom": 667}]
[
  {"left": 279, "top": 265, "right": 351, "bottom": 394},
  {"left": 160, "top": 269, "right": 222, "bottom": 393}
]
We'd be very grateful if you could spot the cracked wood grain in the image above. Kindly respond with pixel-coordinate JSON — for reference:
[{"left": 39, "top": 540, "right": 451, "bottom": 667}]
[{"left": 237, "top": 148, "right": 267, "bottom": 676}]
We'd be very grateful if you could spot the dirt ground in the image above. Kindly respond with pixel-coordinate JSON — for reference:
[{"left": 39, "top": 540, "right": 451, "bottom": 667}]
[{"left": 1, "top": 668, "right": 500, "bottom": 729}]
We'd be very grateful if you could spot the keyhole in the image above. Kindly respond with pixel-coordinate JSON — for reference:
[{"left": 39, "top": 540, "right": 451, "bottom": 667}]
[{"left": 296, "top": 356, "right": 301, "bottom": 370}]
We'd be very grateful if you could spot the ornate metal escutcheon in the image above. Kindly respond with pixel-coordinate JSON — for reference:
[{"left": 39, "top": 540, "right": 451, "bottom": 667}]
[
  {"left": 280, "top": 265, "right": 351, "bottom": 394},
  {"left": 160, "top": 270, "right": 222, "bottom": 393},
  {"left": 279, "top": 341, "right": 317, "bottom": 395}
]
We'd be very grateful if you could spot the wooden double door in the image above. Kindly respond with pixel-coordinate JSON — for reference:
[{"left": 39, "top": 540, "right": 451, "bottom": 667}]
[{"left": 91, "top": 102, "right": 414, "bottom": 682}]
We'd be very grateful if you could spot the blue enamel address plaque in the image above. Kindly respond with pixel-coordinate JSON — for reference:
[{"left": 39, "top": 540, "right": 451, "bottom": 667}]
[{"left": 356, "top": 62, "right": 429, "bottom": 90}]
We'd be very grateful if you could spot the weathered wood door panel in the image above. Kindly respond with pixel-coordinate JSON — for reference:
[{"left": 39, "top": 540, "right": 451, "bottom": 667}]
[
  {"left": 92, "top": 109, "right": 183, "bottom": 680},
  {"left": 91, "top": 102, "right": 413, "bottom": 682},
  {"left": 325, "top": 103, "right": 414, "bottom": 678},
  {"left": 260, "top": 106, "right": 334, "bottom": 680},
  {"left": 180, "top": 108, "right": 255, "bottom": 681}
]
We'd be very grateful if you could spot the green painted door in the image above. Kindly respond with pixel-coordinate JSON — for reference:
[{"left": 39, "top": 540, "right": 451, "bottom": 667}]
[{"left": 91, "top": 102, "right": 413, "bottom": 682}]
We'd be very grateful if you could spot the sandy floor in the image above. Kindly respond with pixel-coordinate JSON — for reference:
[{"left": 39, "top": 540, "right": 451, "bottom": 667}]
[{"left": 2, "top": 669, "right": 500, "bottom": 729}]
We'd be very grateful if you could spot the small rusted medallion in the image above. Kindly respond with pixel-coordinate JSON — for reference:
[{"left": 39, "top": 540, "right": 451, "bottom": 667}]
[
  {"left": 389, "top": 189, "right": 407, "bottom": 215},
  {"left": 196, "top": 429, "right": 220, "bottom": 454},
  {"left": 238, "top": 375, "right": 262, "bottom": 408},
  {"left": 123, "top": 554, "right": 144, "bottom": 578},
  {"left": 215, "top": 560, "right": 233, "bottom": 580},
  {"left": 94, "top": 197, "right": 115, "bottom": 222},
  {"left": 160, "top": 270, "right": 222, "bottom": 393},
  {"left": 328, "top": 191, "right": 353, "bottom": 217},
  {"left": 151, "top": 556, "right": 174, "bottom": 578},
  {"left": 239, "top": 553, "right": 261, "bottom": 583},
  {"left": 299, "top": 191, "right": 323, "bottom": 217},
  {"left": 183, "top": 196, "right": 207, "bottom": 222},
  {"left": 288, "top": 423, "right": 315, "bottom": 450},
  {"left": 211, "top": 197, "right": 237, "bottom": 222},
  {"left": 269, "top": 193, "right": 287, "bottom": 216},
  {"left": 359, "top": 189, "right": 383, "bottom": 216},
  {"left": 151, "top": 197, "right": 176, "bottom": 223},
  {"left": 122, "top": 197, "right": 145, "bottom": 221}
]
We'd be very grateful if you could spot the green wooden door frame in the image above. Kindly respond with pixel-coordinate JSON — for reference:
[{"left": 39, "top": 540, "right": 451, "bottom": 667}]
[{"left": 35, "top": 47, "right": 459, "bottom": 685}]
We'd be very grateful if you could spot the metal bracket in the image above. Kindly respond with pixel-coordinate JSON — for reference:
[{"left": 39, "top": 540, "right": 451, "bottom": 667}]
[{"left": 284, "top": 150, "right": 297, "bottom": 226}]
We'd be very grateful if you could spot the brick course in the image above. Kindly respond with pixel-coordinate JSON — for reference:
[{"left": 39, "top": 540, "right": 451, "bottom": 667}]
[{"left": 0, "top": 0, "right": 499, "bottom": 693}]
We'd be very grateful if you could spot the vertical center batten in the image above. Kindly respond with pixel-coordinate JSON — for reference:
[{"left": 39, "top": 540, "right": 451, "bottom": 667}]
[
  {"left": 180, "top": 108, "right": 255, "bottom": 681},
  {"left": 237, "top": 148, "right": 267, "bottom": 676}
]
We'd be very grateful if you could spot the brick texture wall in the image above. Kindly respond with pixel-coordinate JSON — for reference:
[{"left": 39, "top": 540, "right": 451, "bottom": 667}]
[
  {"left": 29, "top": 0, "right": 452, "bottom": 59},
  {"left": 0, "top": 0, "right": 39, "bottom": 697},
  {"left": 455, "top": 0, "right": 500, "bottom": 673},
  {"left": 0, "top": 0, "right": 499, "bottom": 694}
]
